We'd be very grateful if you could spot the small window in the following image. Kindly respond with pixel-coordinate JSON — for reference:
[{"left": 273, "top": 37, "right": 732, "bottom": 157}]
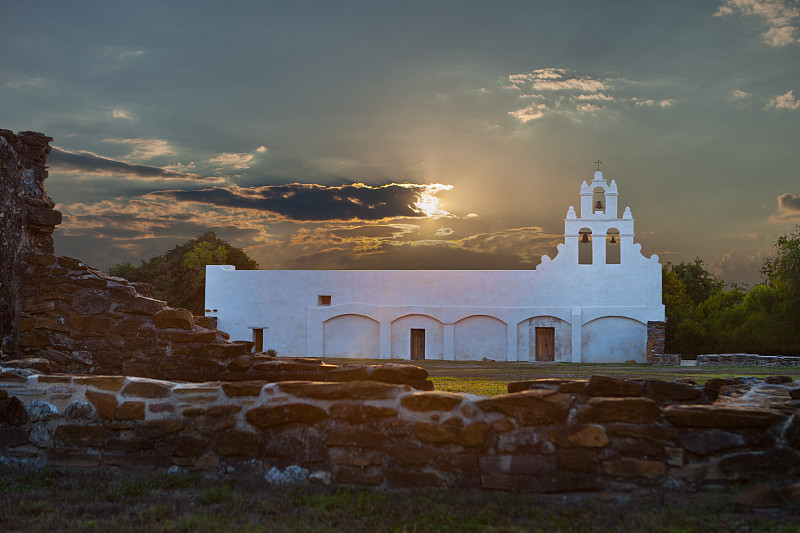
[{"left": 318, "top": 295, "right": 331, "bottom": 306}]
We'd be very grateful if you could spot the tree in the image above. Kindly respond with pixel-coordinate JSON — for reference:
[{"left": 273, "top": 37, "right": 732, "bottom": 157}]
[{"left": 107, "top": 232, "right": 258, "bottom": 314}]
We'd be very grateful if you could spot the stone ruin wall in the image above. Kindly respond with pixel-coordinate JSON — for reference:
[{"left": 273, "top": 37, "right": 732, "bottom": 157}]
[
  {"left": 0, "top": 129, "right": 436, "bottom": 389},
  {"left": 1, "top": 370, "right": 799, "bottom": 493}
]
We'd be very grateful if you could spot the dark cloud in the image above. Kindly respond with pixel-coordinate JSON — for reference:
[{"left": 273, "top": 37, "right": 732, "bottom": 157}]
[
  {"left": 49, "top": 147, "right": 206, "bottom": 180},
  {"left": 150, "top": 183, "right": 431, "bottom": 221},
  {"left": 778, "top": 193, "right": 800, "bottom": 214}
]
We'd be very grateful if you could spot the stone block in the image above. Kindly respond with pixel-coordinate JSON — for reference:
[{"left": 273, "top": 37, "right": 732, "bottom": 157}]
[
  {"left": 108, "top": 284, "right": 137, "bottom": 302},
  {"left": 643, "top": 379, "right": 701, "bottom": 403},
  {"left": 246, "top": 403, "right": 328, "bottom": 429},
  {"left": 718, "top": 448, "right": 800, "bottom": 480},
  {"left": 277, "top": 381, "right": 408, "bottom": 400},
  {"left": 559, "top": 381, "right": 588, "bottom": 393},
  {"left": 116, "top": 401, "right": 145, "bottom": 420},
  {"left": 75, "top": 376, "right": 125, "bottom": 391},
  {"left": 212, "top": 430, "right": 260, "bottom": 456},
  {"left": 401, "top": 391, "right": 463, "bottom": 411},
  {"left": 663, "top": 404, "right": 786, "bottom": 429},
  {"left": 72, "top": 290, "right": 109, "bottom": 315},
  {"left": 326, "top": 428, "right": 386, "bottom": 449},
  {"left": 26, "top": 252, "right": 56, "bottom": 265},
  {"left": 136, "top": 419, "right": 187, "bottom": 438},
  {"left": 262, "top": 427, "right": 328, "bottom": 463},
  {"left": 221, "top": 381, "right": 266, "bottom": 397},
  {"left": 330, "top": 447, "right": 384, "bottom": 467},
  {"left": 547, "top": 425, "right": 609, "bottom": 448},
  {"left": 114, "top": 296, "right": 166, "bottom": 315},
  {"left": 577, "top": 397, "right": 661, "bottom": 424},
  {"left": 387, "top": 442, "right": 439, "bottom": 466},
  {"left": 555, "top": 449, "right": 596, "bottom": 472},
  {"left": 121, "top": 379, "right": 172, "bottom": 398},
  {"left": 158, "top": 328, "right": 217, "bottom": 343},
  {"left": 329, "top": 403, "right": 397, "bottom": 423},
  {"left": 586, "top": 375, "right": 643, "bottom": 397},
  {"left": 477, "top": 390, "right": 572, "bottom": 426},
  {"left": 324, "top": 365, "right": 370, "bottom": 382},
  {"left": 153, "top": 308, "right": 194, "bottom": 330},
  {"left": 385, "top": 468, "right": 444, "bottom": 488},
  {"left": 602, "top": 457, "right": 666, "bottom": 478},
  {"left": 679, "top": 430, "right": 746, "bottom": 455},
  {"left": 413, "top": 421, "right": 490, "bottom": 447},
  {"left": 0, "top": 397, "right": 28, "bottom": 425},
  {"left": 0, "top": 426, "right": 30, "bottom": 448},
  {"left": 703, "top": 378, "right": 744, "bottom": 401},
  {"left": 106, "top": 436, "right": 154, "bottom": 453},
  {"left": 54, "top": 425, "right": 105, "bottom": 448},
  {"left": 84, "top": 389, "right": 118, "bottom": 420},
  {"left": 371, "top": 363, "right": 428, "bottom": 383}
]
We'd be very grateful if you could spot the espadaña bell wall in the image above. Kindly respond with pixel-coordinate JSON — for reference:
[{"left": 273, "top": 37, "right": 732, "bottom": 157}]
[{"left": 2, "top": 369, "right": 799, "bottom": 491}]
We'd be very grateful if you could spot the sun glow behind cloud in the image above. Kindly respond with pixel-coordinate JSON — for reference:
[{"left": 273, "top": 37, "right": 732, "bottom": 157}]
[{"left": 413, "top": 184, "right": 453, "bottom": 218}]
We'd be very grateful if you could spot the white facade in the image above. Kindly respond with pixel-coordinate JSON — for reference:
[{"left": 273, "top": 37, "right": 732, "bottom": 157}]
[{"left": 205, "top": 171, "right": 665, "bottom": 362}]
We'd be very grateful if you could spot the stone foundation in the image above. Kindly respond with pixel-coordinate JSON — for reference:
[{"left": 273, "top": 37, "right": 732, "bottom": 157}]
[
  {"left": 2, "top": 369, "right": 798, "bottom": 492},
  {"left": 697, "top": 354, "right": 800, "bottom": 367},
  {"left": 645, "top": 321, "right": 674, "bottom": 364}
]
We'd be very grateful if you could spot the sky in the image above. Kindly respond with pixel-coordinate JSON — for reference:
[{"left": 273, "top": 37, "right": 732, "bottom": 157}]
[{"left": 2, "top": 0, "right": 799, "bottom": 286}]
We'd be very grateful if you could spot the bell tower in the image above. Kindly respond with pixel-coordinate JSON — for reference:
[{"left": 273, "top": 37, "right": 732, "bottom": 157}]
[{"left": 565, "top": 165, "right": 634, "bottom": 265}]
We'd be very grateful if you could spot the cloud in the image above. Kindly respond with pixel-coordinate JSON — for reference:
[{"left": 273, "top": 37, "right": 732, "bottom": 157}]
[
  {"left": 732, "top": 89, "right": 751, "bottom": 99},
  {"left": 765, "top": 89, "right": 800, "bottom": 109},
  {"left": 48, "top": 147, "right": 216, "bottom": 181},
  {"left": 112, "top": 109, "right": 134, "bottom": 120},
  {"left": 148, "top": 182, "right": 451, "bottom": 221},
  {"left": 209, "top": 152, "right": 255, "bottom": 169},
  {"left": 435, "top": 227, "right": 454, "bottom": 236},
  {"left": 2, "top": 73, "right": 44, "bottom": 89},
  {"left": 103, "top": 138, "right": 175, "bottom": 161},
  {"left": 505, "top": 68, "right": 674, "bottom": 122},
  {"left": 574, "top": 93, "right": 614, "bottom": 101},
  {"left": 509, "top": 102, "right": 549, "bottom": 122},
  {"left": 715, "top": 0, "right": 800, "bottom": 47},
  {"left": 711, "top": 247, "right": 772, "bottom": 286},
  {"left": 771, "top": 192, "right": 800, "bottom": 221},
  {"left": 256, "top": 146, "right": 268, "bottom": 153},
  {"left": 632, "top": 98, "right": 674, "bottom": 108},
  {"left": 507, "top": 68, "right": 608, "bottom": 93}
]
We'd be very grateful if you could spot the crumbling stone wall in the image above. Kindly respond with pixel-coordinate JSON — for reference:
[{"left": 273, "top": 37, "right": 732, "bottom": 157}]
[
  {"left": 1, "top": 370, "right": 798, "bottom": 492},
  {"left": 697, "top": 354, "right": 800, "bottom": 366},
  {"left": 0, "top": 130, "right": 57, "bottom": 357},
  {"left": 645, "top": 321, "right": 678, "bottom": 365}
]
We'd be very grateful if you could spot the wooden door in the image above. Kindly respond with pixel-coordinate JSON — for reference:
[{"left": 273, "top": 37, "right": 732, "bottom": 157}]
[
  {"left": 535, "top": 327, "right": 555, "bottom": 362},
  {"left": 410, "top": 329, "right": 425, "bottom": 360}
]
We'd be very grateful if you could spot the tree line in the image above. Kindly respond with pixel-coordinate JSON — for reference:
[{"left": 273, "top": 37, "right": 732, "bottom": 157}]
[
  {"left": 108, "top": 227, "right": 800, "bottom": 357},
  {"left": 663, "top": 226, "right": 800, "bottom": 357}
]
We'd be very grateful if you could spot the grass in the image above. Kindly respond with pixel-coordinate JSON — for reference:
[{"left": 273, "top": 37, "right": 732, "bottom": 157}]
[
  {"left": 1, "top": 468, "right": 797, "bottom": 532},
  {"left": 324, "top": 358, "right": 800, "bottom": 396}
]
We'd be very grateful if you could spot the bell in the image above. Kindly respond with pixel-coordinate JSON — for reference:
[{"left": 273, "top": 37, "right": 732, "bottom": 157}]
[
  {"left": 610, "top": 235, "right": 617, "bottom": 244},
  {"left": 580, "top": 233, "right": 590, "bottom": 244},
  {"left": 594, "top": 200, "right": 604, "bottom": 211}
]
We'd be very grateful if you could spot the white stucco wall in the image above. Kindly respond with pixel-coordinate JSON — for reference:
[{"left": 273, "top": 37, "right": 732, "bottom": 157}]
[
  {"left": 391, "top": 314, "right": 444, "bottom": 360},
  {"left": 323, "top": 314, "right": 380, "bottom": 358},
  {"left": 581, "top": 316, "right": 647, "bottom": 363},
  {"left": 204, "top": 171, "right": 666, "bottom": 363}
]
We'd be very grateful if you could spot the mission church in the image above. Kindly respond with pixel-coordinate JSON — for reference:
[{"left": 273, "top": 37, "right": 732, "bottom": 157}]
[{"left": 204, "top": 169, "right": 665, "bottom": 363}]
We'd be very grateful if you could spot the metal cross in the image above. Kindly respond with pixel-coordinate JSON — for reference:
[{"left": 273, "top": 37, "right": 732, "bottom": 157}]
[{"left": 595, "top": 160, "right": 602, "bottom": 171}]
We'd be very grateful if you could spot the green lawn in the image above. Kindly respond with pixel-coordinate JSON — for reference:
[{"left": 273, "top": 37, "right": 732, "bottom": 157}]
[
  {"left": 2, "top": 468, "right": 797, "bottom": 532},
  {"left": 323, "top": 358, "right": 800, "bottom": 396}
]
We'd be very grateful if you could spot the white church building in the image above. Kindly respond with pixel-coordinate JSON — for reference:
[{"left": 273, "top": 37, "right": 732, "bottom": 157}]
[{"left": 204, "top": 170, "right": 665, "bottom": 363}]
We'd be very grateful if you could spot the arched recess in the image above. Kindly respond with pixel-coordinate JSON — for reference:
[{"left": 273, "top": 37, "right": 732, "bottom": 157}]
[
  {"left": 606, "top": 228, "right": 620, "bottom": 264},
  {"left": 454, "top": 315, "right": 507, "bottom": 361},
  {"left": 323, "top": 314, "right": 380, "bottom": 358},
  {"left": 592, "top": 187, "right": 606, "bottom": 214},
  {"left": 390, "top": 314, "right": 444, "bottom": 360},
  {"left": 578, "top": 227, "right": 592, "bottom": 265},
  {"left": 581, "top": 316, "right": 646, "bottom": 363},
  {"left": 517, "top": 315, "right": 572, "bottom": 362}
]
